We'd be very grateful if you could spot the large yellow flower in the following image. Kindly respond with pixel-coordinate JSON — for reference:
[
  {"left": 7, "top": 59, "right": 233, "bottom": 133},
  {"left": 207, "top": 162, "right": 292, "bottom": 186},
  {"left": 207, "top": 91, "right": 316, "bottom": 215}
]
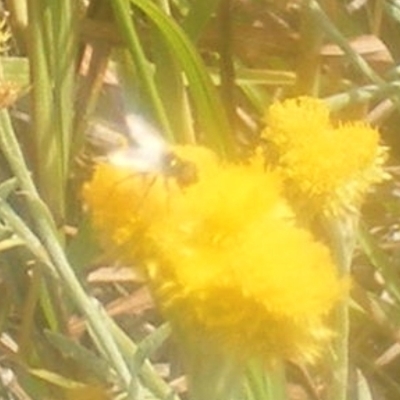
[
  {"left": 262, "top": 97, "right": 388, "bottom": 216},
  {"left": 83, "top": 145, "right": 346, "bottom": 363}
]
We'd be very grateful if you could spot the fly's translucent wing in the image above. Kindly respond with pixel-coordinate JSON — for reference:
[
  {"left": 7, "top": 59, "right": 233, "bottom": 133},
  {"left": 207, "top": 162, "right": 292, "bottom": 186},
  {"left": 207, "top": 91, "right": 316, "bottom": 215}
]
[
  {"left": 106, "top": 113, "right": 199, "bottom": 187},
  {"left": 108, "top": 114, "right": 168, "bottom": 173},
  {"left": 125, "top": 114, "right": 166, "bottom": 154}
]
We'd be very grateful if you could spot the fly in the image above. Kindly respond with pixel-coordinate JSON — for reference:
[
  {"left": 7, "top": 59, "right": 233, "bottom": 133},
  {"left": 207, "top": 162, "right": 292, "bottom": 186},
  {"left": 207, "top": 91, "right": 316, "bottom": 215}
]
[{"left": 108, "top": 114, "right": 198, "bottom": 187}]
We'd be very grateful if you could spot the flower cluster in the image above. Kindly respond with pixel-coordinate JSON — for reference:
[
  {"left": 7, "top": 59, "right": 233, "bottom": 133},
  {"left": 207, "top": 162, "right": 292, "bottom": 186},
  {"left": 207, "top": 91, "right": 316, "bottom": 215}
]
[
  {"left": 84, "top": 144, "right": 346, "bottom": 363},
  {"left": 262, "top": 97, "right": 388, "bottom": 216}
]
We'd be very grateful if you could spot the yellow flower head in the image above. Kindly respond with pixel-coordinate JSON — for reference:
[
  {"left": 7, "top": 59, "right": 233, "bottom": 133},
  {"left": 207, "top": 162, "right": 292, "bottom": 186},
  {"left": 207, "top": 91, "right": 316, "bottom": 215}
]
[
  {"left": 83, "top": 145, "right": 346, "bottom": 363},
  {"left": 262, "top": 97, "right": 388, "bottom": 216}
]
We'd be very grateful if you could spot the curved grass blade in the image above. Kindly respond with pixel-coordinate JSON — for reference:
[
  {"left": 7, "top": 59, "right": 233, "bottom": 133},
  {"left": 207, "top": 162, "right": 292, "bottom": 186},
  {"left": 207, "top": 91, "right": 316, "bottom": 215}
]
[{"left": 129, "top": 0, "right": 234, "bottom": 156}]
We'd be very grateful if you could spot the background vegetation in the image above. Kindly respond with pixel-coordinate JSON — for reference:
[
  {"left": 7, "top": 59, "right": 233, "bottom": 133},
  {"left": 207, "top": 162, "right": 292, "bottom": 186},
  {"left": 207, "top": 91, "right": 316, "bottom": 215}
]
[{"left": 0, "top": 0, "right": 399, "bottom": 399}]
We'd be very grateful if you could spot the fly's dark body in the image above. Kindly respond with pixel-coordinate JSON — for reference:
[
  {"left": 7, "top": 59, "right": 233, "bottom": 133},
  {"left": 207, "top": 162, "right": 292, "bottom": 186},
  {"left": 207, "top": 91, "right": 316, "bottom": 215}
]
[{"left": 161, "top": 152, "right": 198, "bottom": 187}]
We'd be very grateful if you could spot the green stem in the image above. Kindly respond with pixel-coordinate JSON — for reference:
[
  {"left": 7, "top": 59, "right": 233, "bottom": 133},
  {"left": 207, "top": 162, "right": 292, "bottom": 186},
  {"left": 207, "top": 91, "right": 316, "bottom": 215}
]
[
  {"left": 322, "top": 215, "right": 358, "bottom": 400},
  {"left": 0, "top": 109, "right": 136, "bottom": 396},
  {"left": 27, "top": 0, "right": 65, "bottom": 221},
  {"left": 308, "top": 0, "right": 383, "bottom": 85},
  {"left": 176, "top": 329, "right": 242, "bottom": 400},
  {"left": 111, "top": 0, "right": 174, "bottom": 140},
  {"left": 295, "top": 0, "right": 323, "bottom": 95}
]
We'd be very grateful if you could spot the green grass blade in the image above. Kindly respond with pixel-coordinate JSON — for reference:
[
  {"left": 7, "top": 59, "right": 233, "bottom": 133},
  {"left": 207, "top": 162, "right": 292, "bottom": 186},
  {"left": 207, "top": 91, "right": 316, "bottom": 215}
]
[
  {"left": 129, "top": 0, "right": 234, "bottom": 156},
  {"left": 111, "top": 0, "right": 175, "bottom": 141},
  {"left": 358, "top": 224, "right": 400, "bottom": 303},
  {"left": 181, "top": 0, "right": 220, "bottom": 41}
]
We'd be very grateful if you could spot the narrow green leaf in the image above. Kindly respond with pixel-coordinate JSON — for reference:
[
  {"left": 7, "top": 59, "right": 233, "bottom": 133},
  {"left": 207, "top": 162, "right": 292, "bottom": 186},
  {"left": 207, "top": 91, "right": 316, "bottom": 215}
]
[
  {"left": 244, "top": 361, "right": 287, "bottom": 400},
  {"left": 181, "top": 0, "right": 220, "bottom": 41},
  {"left": 358, "top": 224, "right": 400, "bottom": 303},
  {"left": 45, "top": 330, "right": 112, "bottom": 380},
  {"left": 111, "top": 0, "right": 175, "bottom": 141},
  {"left": 129, "top": 0, "right": 234, "bottom": 156},
  {"left": 29, "top": 369, "right": 86, "bottom": 389},
  {"left": 355, "top": 369, "right": 373, "bottom": 400},
  {"left": 384, "top": 0, "right": 400, "bottom": 23},
  {"left": 131, "top": 323, "right": 171, "bottom": 371}
]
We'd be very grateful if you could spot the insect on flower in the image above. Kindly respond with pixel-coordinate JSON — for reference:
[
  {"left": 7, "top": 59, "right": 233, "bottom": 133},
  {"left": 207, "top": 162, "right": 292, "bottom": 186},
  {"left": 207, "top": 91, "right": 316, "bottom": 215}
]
[{"left": 107, "top": 114, "right": 198, "bottom": 187}]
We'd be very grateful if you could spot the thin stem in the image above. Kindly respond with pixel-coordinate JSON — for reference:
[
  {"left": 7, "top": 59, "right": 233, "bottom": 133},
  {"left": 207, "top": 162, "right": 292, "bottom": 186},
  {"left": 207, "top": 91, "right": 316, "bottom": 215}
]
[
  {"left": 322, "top": 215, "right": 358, "bottom": 400},
  {"left": 111, "top": 0, "right": 174, "bottom": 140},
  {"left": 0, "top": 109, "right": 136, "bottom": 395},
  {"left": 295, "top": 0, "right": 323, "bottom": 95},
  {"left": 27, "top": 0, "right": 65, "bottom": 221}
]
